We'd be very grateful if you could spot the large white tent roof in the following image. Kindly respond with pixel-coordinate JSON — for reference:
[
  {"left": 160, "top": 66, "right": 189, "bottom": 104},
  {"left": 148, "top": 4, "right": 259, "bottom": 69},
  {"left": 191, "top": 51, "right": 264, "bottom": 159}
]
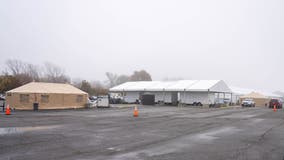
[{"left": 110, "top": 80, "right": 231, "bottom": 93}]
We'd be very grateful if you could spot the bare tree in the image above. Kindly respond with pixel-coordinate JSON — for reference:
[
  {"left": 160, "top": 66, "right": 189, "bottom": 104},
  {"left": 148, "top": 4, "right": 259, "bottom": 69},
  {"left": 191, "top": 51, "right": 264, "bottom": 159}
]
[
  {"left": 130, "top": 70, "right": 152, "bottom": 81},
  {"left": 71, "top": 78, "right": 83, "bottom": 88},
  {"left": 5, "top": 59, "right": 40, "bottom": 84},
  {"left": 116, "top": 75, "right": 129, "bottom": 85},
  {"left": 91, "top": 80, "right": 105, "bottom": 88},
  {"left": 42, "top": 62, "right": 70, "bottom": 83},
  {"left": 105, "top": 72, "right": 118, "bottom": 88},
  {"left": 0, "top": 75, "right": 21, "bottom": 93},
  {"left": 5, "top": 59, "right": 70, "bottom": 84},
  {"left": 80, "top": 80, "right": 94, "bottom": 95},
  {"left": 5, "top": 59, "right": 24, "bottom": 75},
  {"left": 25, "top": 64, "right": 40, "bottom": 81},
  {"left": 105, "top": 72, "right": 130, "bottom": 88},
  {"left": 91, "top": 80, "right": 108, "bottom": 95}
]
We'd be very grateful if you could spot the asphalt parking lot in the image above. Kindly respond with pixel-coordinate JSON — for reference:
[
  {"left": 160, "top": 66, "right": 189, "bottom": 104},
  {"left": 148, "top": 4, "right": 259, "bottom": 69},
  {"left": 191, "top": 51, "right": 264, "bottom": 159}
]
[{"left": 1, "top": 105, "right": 284, "bottom": 160}]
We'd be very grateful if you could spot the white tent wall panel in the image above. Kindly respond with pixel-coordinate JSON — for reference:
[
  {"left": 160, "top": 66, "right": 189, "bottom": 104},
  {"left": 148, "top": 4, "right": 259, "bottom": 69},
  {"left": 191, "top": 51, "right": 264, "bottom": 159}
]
[
  {"left": 122, "top": 91, "right": 220, "bottom": 104},
  {"left": 151, "top": 92, "right": 172, "bottom": 103},
  {"left": 223, "top": 93, "right": 241, "bottom": 104},
  {"left": 124, "top": 92, "right": 140, "bottom": 103},
  {"left": 181, "top": 92, "right": 215, "bottom": 104},
  {"left": 123, "top": 91, "right": 173, "bottom": 103},
  {"left": 209, "top": 93, "right": 215, "bottom": 104},
  {"left": 231, "top": 93, "right": 241, "bottom": 104}
]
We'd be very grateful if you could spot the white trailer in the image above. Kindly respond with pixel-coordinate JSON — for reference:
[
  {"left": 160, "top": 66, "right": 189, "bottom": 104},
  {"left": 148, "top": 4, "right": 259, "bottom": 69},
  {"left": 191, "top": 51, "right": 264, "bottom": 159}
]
[{"left": 97, "top": 96, "right": 110, "bottom": 108}]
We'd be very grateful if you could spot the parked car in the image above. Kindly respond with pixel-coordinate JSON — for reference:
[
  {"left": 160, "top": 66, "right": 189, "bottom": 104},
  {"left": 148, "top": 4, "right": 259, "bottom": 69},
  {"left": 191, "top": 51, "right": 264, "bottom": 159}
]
[
  {"left": 269, "top": 99, "right": 283, "bottom": 109},
  {"left": 241, "top": 99, "right": 256, "bottom": 107},
  {"left": 88, "top": 97, "right": 98, "bottom": 108},
  {"left": 89, "top": 96, "right": 97, "bottom": 101}
]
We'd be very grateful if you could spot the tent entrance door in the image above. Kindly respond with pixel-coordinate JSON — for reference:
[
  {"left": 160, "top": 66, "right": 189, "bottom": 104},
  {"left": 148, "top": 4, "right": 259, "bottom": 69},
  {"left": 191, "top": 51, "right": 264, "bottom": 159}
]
[{"left": 171, "top": 92, "right": 178, "bottom": 106}]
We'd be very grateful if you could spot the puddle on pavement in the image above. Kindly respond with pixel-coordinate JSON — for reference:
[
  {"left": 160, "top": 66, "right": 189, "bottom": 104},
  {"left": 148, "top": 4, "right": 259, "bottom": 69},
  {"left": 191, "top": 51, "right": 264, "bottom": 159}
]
[
  {"left": 193, "top": 127, "right": 241, "bottom": 141},
  {"left": 220, "top": 114, "right": 257, "bottom": 119},
  {"left": 107, "top": 147, "right": 122, "bottom": 152},
  {"left": 0, "top": 125, "right": 61, "bottom": 136},
  {"left": 248, "top": 118, "right": 264, "bottom": 125},
  {"left": 109, "top": 127, "right": 242, "bottom": 159}
]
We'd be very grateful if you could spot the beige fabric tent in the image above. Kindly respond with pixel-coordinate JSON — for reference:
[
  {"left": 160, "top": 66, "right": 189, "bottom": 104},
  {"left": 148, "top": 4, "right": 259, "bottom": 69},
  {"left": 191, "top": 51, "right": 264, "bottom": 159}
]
[
  {"left": 6, "top": 82, "right": 88, "bottom": 110},
  {"left": 240, "top": 92, "right": 270, "bottom": 107}
]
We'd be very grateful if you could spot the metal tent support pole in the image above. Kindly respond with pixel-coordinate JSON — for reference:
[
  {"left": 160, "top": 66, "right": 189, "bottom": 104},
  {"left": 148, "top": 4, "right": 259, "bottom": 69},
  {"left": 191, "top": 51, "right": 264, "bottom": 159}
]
[
  {"left": 207, "top": 89, "right": 210, "bottom": 106},
  {"left": 231, "top": 93, "right": 233, "bottom": 105},
  {"left": 223, "top": 92, "right": 225, "bottom": 105},
  {"left": 122, "top": 89, "right": 125, "bottom": 101},
  {"left": 217, "top": 92, "right": 220, "bottom": 104},
  {"left": 163, "top": 89, "right": 165, "bottom": 104},
  {"left": 183, "top": 89, "right": 186, "bottom": 107}
]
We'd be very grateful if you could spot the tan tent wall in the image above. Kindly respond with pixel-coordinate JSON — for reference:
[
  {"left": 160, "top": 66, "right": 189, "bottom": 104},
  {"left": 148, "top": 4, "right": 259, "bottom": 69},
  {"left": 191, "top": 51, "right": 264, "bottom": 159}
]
[
  {"left": 6, "top": 92, "right": 88, "bottom": 110},
  {"left": 240, "top": 97, "right": 269, "bottom": 107}
]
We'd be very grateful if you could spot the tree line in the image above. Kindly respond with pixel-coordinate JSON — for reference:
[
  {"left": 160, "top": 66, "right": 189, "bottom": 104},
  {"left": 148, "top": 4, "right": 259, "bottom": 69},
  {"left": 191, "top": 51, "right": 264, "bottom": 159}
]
[
  {"left": 74, "top": 70, "right": 152, "bottom": 95},
  {"left": 0, "top": 59, "right": 152, "bottom": 95}
]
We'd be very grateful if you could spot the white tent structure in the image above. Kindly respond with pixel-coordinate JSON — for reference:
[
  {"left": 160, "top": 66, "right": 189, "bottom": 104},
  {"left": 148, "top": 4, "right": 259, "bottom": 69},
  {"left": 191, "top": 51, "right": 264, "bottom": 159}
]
[
  {"left": 110, "top": 80, "right": 232, "bottom": 105},
  {"left": 230, "top": 86, "right": 282, "bottom": 104},
  {"left": 229, "top": 86, "right": 255, "bottom": 104}
]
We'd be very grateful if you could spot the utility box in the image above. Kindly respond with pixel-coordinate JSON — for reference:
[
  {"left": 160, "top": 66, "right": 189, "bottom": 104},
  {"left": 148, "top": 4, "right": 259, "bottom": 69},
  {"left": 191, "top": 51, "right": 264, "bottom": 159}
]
[
  {"left": 141, "top": 94, "right": 155, "bottom": 105},
  {"left": 97, "top": 95, "right": 110, "bottom": 108}
]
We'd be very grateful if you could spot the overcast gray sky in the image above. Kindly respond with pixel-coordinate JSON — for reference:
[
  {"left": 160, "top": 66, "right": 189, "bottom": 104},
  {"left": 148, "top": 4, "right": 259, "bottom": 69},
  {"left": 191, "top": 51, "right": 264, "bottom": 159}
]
[{"left": 0, "top": 0, "right": 283, "bottom": 91}]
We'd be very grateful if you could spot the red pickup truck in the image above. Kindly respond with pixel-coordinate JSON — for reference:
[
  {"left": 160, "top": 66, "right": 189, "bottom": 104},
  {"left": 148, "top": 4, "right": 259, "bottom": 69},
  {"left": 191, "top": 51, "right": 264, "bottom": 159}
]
[{"left": 269, "top": 99, "right": 283, "bottom": 109}]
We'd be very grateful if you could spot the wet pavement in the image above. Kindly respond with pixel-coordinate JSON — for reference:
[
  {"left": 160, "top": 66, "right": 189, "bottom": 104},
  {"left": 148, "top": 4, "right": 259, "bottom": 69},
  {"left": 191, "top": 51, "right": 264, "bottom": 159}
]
[{"left": 0, "top": 106, "right": 284, "bottom": 160}]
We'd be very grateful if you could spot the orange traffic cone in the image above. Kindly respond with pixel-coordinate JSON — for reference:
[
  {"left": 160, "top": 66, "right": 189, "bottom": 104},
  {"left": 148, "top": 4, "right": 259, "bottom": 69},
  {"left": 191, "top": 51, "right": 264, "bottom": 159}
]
[
  {"left": 133, "top": 106, "right": 139, "bottom": 117},
  {"left": 5, "top": 105, "right": 11, "bottom": 115},
  {"left": 273, "top": 105, "right": 277, "bottom": 112}
]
